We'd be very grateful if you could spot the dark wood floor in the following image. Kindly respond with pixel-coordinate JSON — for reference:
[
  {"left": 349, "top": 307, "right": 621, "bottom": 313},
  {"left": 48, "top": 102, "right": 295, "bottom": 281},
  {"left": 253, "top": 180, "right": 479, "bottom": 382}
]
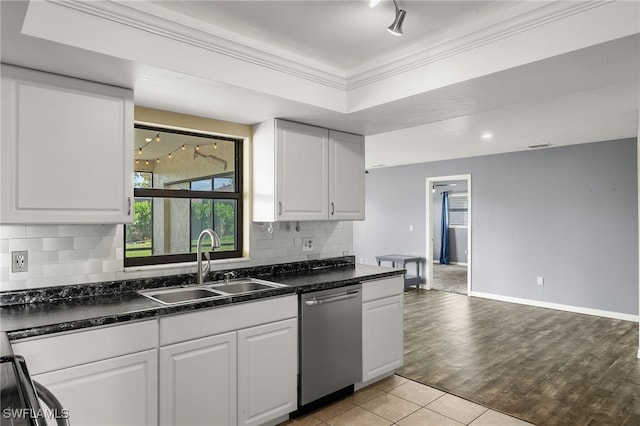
[{"left": 396, "top": 289, "right": 640, "bottom": 426}]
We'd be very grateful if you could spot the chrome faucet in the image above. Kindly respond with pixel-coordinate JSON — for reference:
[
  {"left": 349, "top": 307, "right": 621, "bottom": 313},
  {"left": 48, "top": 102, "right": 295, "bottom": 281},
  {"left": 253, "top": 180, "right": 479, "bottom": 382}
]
[{"left": 196, "top": 229, "right": 221, "bottom": 285}]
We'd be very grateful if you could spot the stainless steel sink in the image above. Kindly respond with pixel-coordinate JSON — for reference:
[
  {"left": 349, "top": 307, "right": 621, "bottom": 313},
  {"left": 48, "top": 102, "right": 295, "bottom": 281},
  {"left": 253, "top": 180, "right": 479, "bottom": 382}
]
[
  {"left": 139, "top": 278, "right": 286, "bottom": 305},
  {"left": 139, "top": 287, "right": 223, "bottom": 305},
  {"left": 206, "top": 278, "right": 286, "bottom": 295}
]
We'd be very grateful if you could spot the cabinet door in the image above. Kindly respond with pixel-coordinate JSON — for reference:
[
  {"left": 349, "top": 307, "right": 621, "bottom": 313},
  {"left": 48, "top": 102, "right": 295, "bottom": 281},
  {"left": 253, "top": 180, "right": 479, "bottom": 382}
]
[
  {"left": 329, "top": 130, "right": 365, "bottom": 220},
  {"left": 32, "top": 349, "right": 158, "bottom": 426},
  {"left": 276, "top": 120, "right": 329, "bottom": 221},
  {"left": 160, "top": 332, "right": 237, "bottom": 426},
  {"left": 237, "top": 318, "right": 297, "bottom": 426},
  {"left": 362, "top": 295, "right": 404, "bottom": 382},
  {"left": 0, "top": 65, "right": 133, "bottom": 224}
]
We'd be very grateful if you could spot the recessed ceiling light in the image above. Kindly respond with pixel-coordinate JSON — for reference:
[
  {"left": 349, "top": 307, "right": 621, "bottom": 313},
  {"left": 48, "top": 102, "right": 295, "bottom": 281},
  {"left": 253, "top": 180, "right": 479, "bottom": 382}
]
[
  {"left": 481, "top": 132, "right": 493, "bottom": 140},
  {"left": 528, "top": 143, "right": 552, "bottom": 149}
]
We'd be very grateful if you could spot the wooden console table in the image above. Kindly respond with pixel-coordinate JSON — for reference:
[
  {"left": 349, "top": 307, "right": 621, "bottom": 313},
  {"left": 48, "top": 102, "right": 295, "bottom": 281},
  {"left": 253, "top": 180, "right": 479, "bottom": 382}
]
[{"left": 375, "top": 254, "right": 423, "bottom": 289}]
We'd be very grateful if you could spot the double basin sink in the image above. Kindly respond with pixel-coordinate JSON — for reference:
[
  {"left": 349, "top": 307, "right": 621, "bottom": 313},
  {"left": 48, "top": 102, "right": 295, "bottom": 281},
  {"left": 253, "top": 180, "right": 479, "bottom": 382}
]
[{"left": 139, "top": 278, "right": 287, "bottom": 305}]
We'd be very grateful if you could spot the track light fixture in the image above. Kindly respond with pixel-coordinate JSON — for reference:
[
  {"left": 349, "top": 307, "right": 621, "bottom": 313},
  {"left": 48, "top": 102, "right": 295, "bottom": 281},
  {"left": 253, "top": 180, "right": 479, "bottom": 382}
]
[
  {"left": 370, "top": 0, "right": 406, "bottom": 36},
  {"left": 387, "top": 0, "right": 406, "bottom": 36}
]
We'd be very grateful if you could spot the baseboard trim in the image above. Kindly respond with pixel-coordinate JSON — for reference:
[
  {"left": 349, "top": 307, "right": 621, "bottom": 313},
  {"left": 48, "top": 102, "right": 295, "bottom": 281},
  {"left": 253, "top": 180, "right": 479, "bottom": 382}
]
[
  {"left": 432, "top": 261, "right": 468, "bottom": 266},
  {"left": 470, "top": 291, "right": 639, "bottom": 323}
]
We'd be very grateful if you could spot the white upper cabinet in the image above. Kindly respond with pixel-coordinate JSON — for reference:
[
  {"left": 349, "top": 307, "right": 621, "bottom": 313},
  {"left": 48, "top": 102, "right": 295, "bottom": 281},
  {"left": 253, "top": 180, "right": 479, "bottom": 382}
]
[
  {"left": 275, "top": 119, "right": 329, "bottom": 221},
  {"left": 1, "top": 65, "right": 133, "bottom": 224},
  {"left": 253, "top": 119, "right": 365, "bottom": 222},
  {"left": 329, "top": 130, "right": 365, "bottom": 221}
]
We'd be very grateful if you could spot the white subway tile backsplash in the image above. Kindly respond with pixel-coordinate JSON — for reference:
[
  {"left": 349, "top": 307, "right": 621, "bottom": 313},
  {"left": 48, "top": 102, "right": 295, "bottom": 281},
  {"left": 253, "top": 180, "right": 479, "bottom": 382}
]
[
  {"left": 42, "top": 237, "right": 74, "bottom": 251},
  {"left": 0, "top": 253, "right": 10, "bottom": 269},
  {"left": 58, "top": 249, "right": 89, "bottom": 263},
  {"left": 73, "top": 260, "right": 104, "bottom": 275},
  {"left": 0, "top": 225, "right": 26, "bottom": 240},
  {"left": 8, "top": 238, "right": 43, "bottom": 252},
  {"left": 29, "top": 251, "right": 59, "bottom": 265},
  {"left": 43, "top": 263, "right": 75, "bottom": 278},
  {"left": 102, "top": 259, "right": 121, "bottom": 273},
  {"left": 26, "top": 225, "right": 60, "bottom": 238},
  {"left": 0, "top": 220, "right": 353, "bottom": 291},
  {"left": 73, "top": 236, "right": 104, "bottom": 250}
]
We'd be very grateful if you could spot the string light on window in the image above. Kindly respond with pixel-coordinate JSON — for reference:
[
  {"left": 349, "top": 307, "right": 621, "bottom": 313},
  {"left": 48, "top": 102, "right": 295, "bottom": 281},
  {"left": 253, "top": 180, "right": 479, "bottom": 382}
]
[{"left": 135, "top": 131, "right": 227, "bottom": 164}]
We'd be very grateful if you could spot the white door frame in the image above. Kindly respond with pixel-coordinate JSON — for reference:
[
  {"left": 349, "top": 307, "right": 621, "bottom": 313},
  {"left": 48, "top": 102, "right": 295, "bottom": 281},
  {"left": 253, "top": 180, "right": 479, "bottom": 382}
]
[{"left": 425, "top": 174, "right": 472, "bottom": 295}]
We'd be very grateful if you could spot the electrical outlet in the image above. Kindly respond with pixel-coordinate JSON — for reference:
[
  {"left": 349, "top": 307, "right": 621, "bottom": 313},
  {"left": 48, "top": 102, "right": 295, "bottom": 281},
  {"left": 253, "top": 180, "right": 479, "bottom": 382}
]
[
  {"left": 302, "top": 238, "right": 313, "bottom": 252},
  {"left": 12, "top": 251, "right": 28, "bottom": 273},
  {"left": 537, "top": 276, "right": 544, "bottom": 286}
]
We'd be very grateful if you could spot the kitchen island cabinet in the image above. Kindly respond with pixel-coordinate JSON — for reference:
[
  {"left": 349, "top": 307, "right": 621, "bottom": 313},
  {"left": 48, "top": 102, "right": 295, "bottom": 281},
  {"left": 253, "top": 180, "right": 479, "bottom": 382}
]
[
  {"left": 252, "top": 119, "right": 364, "bottom": 222},
  {"left": 0, "top": 65, "right": 133, "bottom": 224}
]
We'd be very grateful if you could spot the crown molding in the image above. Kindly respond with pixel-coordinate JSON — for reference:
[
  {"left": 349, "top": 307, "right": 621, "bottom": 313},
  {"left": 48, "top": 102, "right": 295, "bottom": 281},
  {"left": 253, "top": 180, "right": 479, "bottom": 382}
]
[
  {"left": 52, "top": 0, "right": 347, "bottom": 90},
  {"left": 346, "top": 0, "right": 615, "bottom": 90},
  {"left": 46, "top": 0, "right": 630, "bottom": 98}
]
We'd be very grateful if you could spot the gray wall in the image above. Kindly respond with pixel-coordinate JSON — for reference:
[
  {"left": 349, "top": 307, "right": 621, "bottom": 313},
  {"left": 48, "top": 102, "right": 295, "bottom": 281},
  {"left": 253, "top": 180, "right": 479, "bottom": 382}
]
[{"left": 354, "top": 138, "right": 639, "bottom": 315}]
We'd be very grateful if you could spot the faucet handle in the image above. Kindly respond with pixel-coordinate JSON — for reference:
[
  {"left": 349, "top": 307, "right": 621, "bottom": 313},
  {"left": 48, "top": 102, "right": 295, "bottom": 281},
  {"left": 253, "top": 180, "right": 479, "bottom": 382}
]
[{"left": 223, "top": 271, "right": 236, "bottom": 283}]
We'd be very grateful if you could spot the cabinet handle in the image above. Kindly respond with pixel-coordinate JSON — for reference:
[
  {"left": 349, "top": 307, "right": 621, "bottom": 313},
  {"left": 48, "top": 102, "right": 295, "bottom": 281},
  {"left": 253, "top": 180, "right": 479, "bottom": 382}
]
[
  {"left": 331, "top": 202, "right": 335, "bottom": 215},
  {"left": 127, "top": 197, "right": 132, "bottom": 216},
  {"left": 278, "top": 201, "right": 282, "bottom": 216}
]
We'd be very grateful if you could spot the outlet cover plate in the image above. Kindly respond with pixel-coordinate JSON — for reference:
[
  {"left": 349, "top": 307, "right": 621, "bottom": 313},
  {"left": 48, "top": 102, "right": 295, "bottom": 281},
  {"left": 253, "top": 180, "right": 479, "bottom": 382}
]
[
  {"left": 302, "top": 239, "right": 313, "bottom": 252},
  {"left": 12, "top": 251, "right": 28, "bottom": 273}
]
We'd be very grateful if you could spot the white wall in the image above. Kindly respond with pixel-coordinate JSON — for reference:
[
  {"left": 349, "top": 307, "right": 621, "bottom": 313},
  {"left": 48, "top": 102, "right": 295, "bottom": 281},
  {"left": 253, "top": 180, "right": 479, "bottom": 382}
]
[{"left": 0, "top": 221, "right": 353, "bottom": 291}]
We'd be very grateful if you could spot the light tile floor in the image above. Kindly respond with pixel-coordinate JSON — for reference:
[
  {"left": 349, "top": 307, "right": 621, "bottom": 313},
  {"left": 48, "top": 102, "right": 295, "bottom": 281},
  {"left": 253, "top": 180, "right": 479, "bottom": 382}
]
[{"left": 282, "top": 375, "right": 534, "bottom": 426}]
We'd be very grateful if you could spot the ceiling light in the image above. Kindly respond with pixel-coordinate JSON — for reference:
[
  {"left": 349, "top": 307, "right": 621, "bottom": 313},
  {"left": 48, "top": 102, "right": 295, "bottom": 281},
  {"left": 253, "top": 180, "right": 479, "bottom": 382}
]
[
  {"left": 481, "top": 132, "right": 493, "bottom": 140},
  {"left": 369, "top": 0, "right": 382, "bottom": 7},
  {"left": 387, "top": 0, "right": 406, "bottom": 36}
]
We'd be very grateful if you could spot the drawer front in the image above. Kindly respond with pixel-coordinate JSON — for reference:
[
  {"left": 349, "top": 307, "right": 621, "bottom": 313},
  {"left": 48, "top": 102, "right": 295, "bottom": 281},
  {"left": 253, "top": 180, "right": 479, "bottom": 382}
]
[
  {"left": 11, "top": 320, "right": 158, "bottom": 375},
  {"left": 362, "top": 276, "right": 404, "bottom": 302},
  {"left": 160, "top": 295, "right": 297, "bottom": 346}
]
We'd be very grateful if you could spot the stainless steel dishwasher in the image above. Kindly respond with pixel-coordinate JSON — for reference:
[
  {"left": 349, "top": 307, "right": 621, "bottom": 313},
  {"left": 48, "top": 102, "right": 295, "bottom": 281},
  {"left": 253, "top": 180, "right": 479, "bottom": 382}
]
[{"left": 299, "top": 284, "right": 362, "bottom": 408}]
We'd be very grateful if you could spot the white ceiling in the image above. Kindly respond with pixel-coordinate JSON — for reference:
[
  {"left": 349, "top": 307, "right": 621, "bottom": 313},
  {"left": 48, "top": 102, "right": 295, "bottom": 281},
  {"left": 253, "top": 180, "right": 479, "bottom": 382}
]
[{"left": 1, "top": 0, "right": 639, "bottom": 168}]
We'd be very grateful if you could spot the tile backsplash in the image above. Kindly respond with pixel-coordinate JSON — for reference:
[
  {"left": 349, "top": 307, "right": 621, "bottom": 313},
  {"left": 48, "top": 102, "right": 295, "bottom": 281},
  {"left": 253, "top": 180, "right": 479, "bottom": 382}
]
[{"left": 0, "top": 221, "right": 353, "bottom": 291}]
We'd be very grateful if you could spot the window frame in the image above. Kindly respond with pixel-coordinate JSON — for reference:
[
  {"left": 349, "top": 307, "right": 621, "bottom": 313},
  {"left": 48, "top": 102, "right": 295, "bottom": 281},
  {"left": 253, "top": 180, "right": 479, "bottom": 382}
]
[{"left": 124, "top": 124, "right": 244, "bottom": 267}]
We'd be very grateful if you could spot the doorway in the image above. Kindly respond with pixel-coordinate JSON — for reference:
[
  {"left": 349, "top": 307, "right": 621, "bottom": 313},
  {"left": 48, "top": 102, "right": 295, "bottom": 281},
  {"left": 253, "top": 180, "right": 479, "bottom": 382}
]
[{"left": 426, "top": 174, "right": 471, "bottom": 295}]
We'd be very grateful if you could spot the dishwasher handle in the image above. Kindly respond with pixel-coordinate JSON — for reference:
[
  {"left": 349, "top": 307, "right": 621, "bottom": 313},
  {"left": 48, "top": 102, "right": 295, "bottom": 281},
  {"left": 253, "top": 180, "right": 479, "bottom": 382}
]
[{"left": 304, "top": 290, "right": 360, "bottom": 306}]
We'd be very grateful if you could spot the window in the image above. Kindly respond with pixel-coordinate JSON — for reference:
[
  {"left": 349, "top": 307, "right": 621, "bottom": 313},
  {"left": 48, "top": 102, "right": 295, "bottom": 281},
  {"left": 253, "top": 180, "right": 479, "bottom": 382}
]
[
  {"left": 125, "top": 124, "right": 243, "bottom": 267},
  {"left": 448, "top": 194, "right": 468, "bottom": 227}
]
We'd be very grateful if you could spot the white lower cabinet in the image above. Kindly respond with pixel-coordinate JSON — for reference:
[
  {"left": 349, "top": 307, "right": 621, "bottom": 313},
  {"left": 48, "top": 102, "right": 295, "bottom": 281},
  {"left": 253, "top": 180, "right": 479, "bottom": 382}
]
[
  {"left": 362, "top": 295, "right": 404, "bottom": 382},
  {"left": 11, "top": 320, "right": 159, "bottom": 426},
  {"left": 33, "top": 349, "right": 158, "bottom": 426},
  {"left": 361, "top": 276, "right": 404, "bottom": 384},
  {"left": 160, "top": 332, "right": 237, "bottom": 426},
  {"left": 237, "top": 319, "right": 297, "bottom": 426},
  {"left": 159, "top": 295, "right": 298, "bottom": 426}
]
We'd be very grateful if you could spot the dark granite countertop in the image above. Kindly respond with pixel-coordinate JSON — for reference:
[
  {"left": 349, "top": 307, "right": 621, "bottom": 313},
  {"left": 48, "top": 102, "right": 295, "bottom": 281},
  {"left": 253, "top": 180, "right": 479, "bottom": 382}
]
[{"left": 0, "top": 261, "right": 403, "bottom": 340}]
